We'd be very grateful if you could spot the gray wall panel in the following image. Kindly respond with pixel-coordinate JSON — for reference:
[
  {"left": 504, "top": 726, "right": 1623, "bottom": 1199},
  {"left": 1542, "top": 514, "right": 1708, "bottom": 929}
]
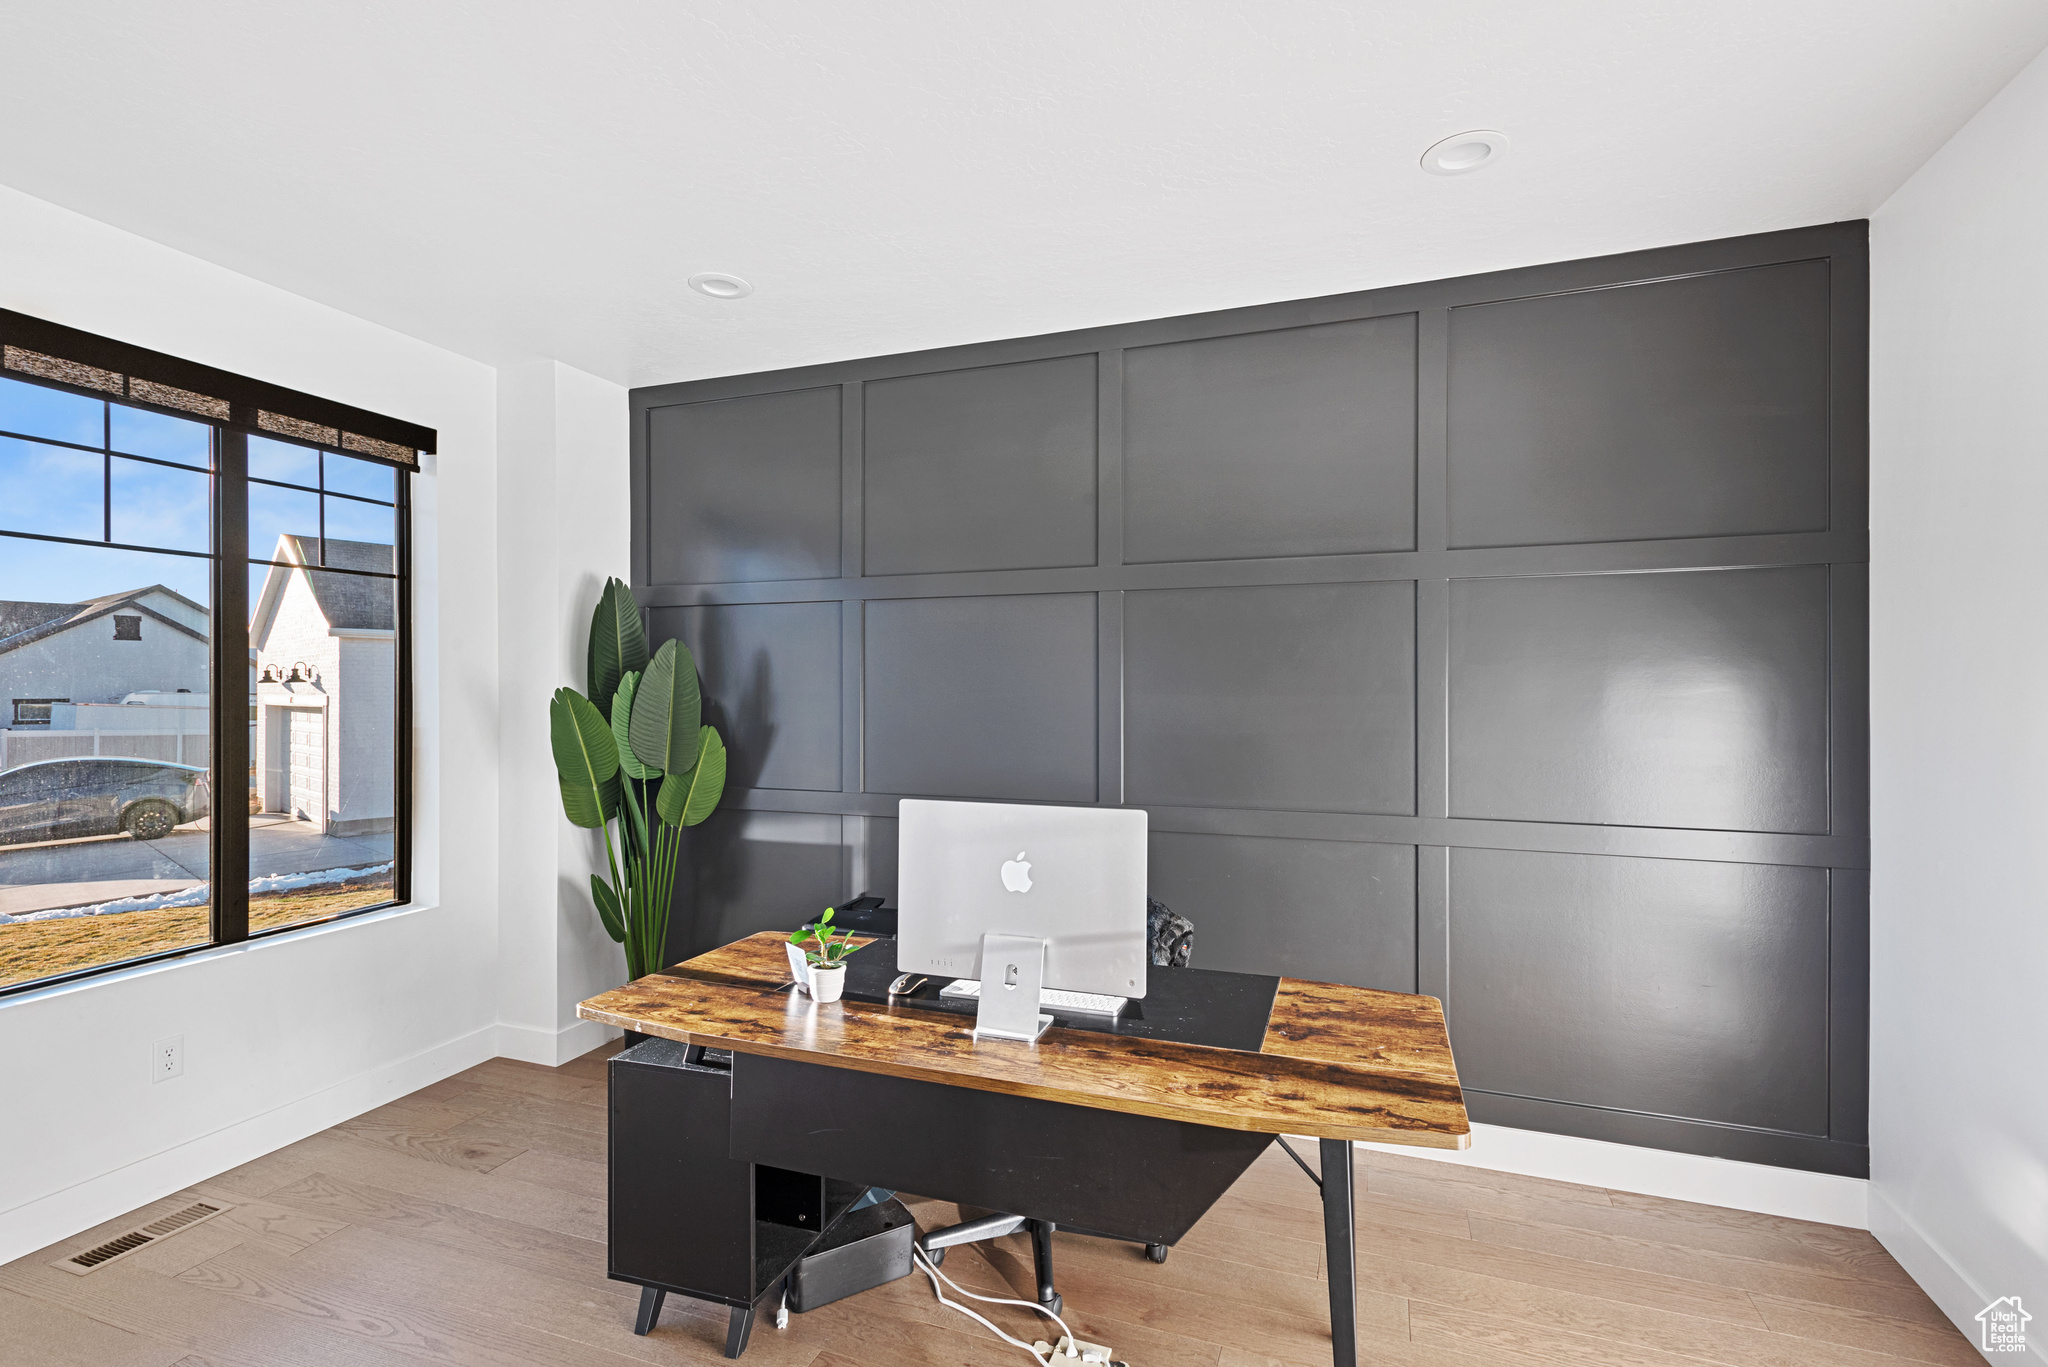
[
  {"left": 632, "top": 221, "right": 1869, "bottom": 1177},
  {"left": 651, "top": 601, "right": 842, "bottom": 793},
  {"left": 863, "top": 593, "right": 1097, "bottom": 802},
  {"left": 646, "top": 386, "right": 842, "bottom": 584},
  {"left": 864, "top": 355, "right": 1098, "bottom": 576},
  {"left": 1148, "top": 832, "right": 1416, "bottom": 991},
  {"left": 1448, "top": 847, "right": 1831, "bottom": 1136},
  {"left": 1446, "top": 262, "right": 1831, "bottom": 549},
  {"left": 1449, "top": 566, "right": 1831, "bottom": 833},
  {"left": 857, "top": 815, "right": 899, "bottom": 904},
  {"left": 1125, "top": 581, "right": 1415, "bottom": 814},
  {"left": 1123, "top": 316, "right": 1417, "bottom": 563},
  {"left": 674, "top": 811, "right": 848, "bottom": 958}
]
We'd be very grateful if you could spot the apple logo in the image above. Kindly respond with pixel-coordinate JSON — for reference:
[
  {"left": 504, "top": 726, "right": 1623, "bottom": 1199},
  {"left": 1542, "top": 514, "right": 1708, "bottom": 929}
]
[{"left": 1000, "top": 851, "right": 1033, "bottom": 893}]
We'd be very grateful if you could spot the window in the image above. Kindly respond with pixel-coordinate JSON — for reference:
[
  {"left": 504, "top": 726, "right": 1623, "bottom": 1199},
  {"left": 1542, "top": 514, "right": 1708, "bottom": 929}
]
[{"left": 0, "top": 310, "right": 432, "bottom": 996}]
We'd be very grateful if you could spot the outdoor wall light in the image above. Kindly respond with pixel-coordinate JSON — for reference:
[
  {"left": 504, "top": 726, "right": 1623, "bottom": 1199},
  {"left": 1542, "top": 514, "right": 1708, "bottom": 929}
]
[
  {"left": 286, "top": 662, "right": 312, "bottom": 683},
  {"left": 259, "top": 665, "right": 281, "bottom": 683}
]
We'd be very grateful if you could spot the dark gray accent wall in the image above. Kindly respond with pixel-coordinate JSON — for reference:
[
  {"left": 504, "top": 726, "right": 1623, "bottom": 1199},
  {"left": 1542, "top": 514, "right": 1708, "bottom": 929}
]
[
  {"left": 633, "top": 221, "right": 1869, "bottom": 1177},
  {"left": 1124, "top": 581, "right": 1415, "bottom": 815},
  {"left": 863, "top": 355, "right": 1099, "bottom": 576},
  {"left": 1123, "top": 316, "right": 1418, "bottom": 562}
]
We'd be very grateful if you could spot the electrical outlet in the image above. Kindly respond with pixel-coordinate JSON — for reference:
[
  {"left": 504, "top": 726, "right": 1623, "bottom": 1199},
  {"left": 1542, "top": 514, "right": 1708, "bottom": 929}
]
[{"left": 153, "top": 1034, "right": 183, "bottom": 1083}]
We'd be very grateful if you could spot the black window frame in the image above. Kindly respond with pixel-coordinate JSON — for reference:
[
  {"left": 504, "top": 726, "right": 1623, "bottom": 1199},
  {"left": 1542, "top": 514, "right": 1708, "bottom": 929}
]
[{"left": 0, "top": 357, "right": 420, "bottom": 999}]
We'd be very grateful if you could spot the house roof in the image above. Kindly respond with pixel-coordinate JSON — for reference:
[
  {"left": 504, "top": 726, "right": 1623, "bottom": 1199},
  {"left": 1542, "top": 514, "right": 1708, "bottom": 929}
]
[
  {"left": 0, "top": 600, "right": 79, "bottom": 642},
  {"left": 0, "top": 585, "right": 210, "bottom": 657},
  {"left": 253, "top": 537, "right": 396, "bottom": 638}
]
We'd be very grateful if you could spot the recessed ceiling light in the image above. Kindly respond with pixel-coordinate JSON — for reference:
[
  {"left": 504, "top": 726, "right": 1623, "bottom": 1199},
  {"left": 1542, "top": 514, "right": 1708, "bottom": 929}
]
[
  {"left": 1420, "top": 130, "right": 1508, "bottom": 176},
  {"left": 688, "top": 272, "right": 753, "bottom": 299}
]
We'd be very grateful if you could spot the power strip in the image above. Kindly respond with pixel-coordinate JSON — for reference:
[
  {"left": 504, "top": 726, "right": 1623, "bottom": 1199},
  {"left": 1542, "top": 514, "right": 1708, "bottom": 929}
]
[{"left": 1033, "top": 1335, "right": 1120, "bottom": 1364}]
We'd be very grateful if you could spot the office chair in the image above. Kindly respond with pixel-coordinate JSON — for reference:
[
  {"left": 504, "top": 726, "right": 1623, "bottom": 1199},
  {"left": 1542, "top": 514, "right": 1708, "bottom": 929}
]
[{"left": 913, "top": 900, "right": 1194, "bottom": 1314}]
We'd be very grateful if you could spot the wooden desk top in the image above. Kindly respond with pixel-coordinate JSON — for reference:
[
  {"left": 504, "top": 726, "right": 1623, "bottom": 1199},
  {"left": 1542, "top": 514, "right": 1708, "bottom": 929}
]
[{"left": 577, "top": 933, "right": 1470, "bottom": 1148}]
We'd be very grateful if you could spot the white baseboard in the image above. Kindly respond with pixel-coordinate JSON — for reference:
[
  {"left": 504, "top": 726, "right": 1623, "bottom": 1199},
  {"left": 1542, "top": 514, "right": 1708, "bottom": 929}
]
[
  {"left": 1352, "top": 1123, "right": 1870, "bottom": 1229},
  {"left": 0, "top": 1023, "right": 497, "bottom": 1267},
  {"left": 1870, "top": 1186, "right": 2040, "bottom": 1363},
  {"left": 494, "top": 1015, "right": 621, "bottom": 1067}
]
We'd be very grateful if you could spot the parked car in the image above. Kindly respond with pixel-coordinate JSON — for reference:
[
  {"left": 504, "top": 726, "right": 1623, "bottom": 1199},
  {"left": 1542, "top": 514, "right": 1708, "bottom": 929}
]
[{"left": 0, "top": 758, "right": 211, "bottom": 846}]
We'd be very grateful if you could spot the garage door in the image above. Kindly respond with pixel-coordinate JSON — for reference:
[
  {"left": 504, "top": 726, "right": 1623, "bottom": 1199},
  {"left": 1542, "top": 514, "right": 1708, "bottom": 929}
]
[{"left": 288, "top": 708, "right": 325, "bottom": 831}]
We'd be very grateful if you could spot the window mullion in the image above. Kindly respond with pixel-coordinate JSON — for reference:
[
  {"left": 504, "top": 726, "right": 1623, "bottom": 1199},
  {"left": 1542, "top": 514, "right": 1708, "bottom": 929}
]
[{"left": 212, "top": 426, "right": 250, "bottom": 945}]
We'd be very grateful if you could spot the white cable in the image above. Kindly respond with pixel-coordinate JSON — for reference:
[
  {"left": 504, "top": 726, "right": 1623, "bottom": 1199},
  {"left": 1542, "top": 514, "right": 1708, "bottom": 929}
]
[
  {"left": 911, "top": 1246, "right": 1076, "bottom": 1367},
  {"left": 917, "top": 1247, "right": 1076, "bottom": 1342}
]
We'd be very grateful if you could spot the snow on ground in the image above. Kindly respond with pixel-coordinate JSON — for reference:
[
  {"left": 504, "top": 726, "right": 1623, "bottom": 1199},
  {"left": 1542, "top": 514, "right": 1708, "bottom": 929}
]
[{"left": 0, "top": 863, "right": 395, "bottom": 924}]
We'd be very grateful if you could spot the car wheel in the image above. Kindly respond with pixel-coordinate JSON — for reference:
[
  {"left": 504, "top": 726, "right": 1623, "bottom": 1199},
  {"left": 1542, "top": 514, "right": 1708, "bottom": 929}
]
[{"left": 122, "top": 800, "right": 179, "bottom": 842}]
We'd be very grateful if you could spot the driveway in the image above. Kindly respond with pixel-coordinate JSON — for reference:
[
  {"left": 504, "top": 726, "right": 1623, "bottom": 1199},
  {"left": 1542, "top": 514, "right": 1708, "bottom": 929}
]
[{"left": 0, "top": 813, "right": 393, "bottom": 917}]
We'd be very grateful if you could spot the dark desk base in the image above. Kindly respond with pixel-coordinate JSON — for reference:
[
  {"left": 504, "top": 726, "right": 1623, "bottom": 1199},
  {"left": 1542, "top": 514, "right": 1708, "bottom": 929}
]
[
  {"left": 731, "top": 1053, "right": 1273, "bottom": 1244},
  {"left": 610, "top": 1041, "right": 1365, "bottom": 1367},
  {"left": 729, "top": 1052, "right": 1362, "bottom": 1367}
]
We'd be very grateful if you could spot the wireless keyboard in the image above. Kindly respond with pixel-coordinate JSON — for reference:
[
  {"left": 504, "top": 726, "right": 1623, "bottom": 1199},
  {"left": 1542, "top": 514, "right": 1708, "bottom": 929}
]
[{"left": 938, "top": 979, "right": 1128, "bottom": 1016}]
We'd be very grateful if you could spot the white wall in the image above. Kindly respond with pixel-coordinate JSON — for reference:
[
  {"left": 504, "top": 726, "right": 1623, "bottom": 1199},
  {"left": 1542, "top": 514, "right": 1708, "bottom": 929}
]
[
  {"left": 0, "top": 183, "right": 502, "bottom": 1265},
  {"left": 494, "top": 359, "right": 632, "bottom": 1065},
  {"left": 1869, "top": 45, "right": 2048, "bottom": 1352}
]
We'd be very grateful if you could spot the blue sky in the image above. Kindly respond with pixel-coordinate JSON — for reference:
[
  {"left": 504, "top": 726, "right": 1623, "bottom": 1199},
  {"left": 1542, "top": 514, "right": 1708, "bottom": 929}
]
[
  {"left": 0, "top": 437, "right": 212, "bottom": 558},
  {"left": 0, "top": 379, "right": 395, "bottom": 617},
  {"left": 0, "top": 535, "right": 211, "bottom": 609}
]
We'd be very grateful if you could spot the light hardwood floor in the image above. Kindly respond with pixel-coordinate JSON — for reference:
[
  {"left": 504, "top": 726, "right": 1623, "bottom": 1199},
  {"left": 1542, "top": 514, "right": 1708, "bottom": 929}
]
[{"left": 2, "top": 1043, "right": 1977, "bottom": 1367}]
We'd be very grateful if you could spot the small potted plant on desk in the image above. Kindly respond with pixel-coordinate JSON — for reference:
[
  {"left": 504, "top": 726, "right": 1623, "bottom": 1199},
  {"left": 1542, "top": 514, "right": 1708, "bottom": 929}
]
[{"left": 789, "top": 906, "right": 862, "bottom": 1003}]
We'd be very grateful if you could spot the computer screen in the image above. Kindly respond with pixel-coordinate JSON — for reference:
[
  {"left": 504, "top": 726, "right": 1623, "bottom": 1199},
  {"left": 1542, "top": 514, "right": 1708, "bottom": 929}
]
[{"left": 895, "top": 798, "right": 1148, "bottom": 1000}]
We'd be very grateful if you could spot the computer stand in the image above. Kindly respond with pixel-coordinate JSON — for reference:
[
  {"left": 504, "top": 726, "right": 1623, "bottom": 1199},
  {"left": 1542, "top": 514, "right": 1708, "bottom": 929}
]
[{"left": 971, "top": 932, "right": 1053, "bottom": 1042}]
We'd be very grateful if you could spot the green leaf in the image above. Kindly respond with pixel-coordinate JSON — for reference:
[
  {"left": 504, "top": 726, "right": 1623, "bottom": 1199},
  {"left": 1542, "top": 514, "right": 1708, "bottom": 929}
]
[
  {"left": 611, "top": 671, "right": 655, "bottom": 780},
  {"left": 629, "top": 639, "right": 701, "bottom": 776},
  {"left": 587, "top": 578, "right": 649, "bottom": 722},
  {"left": 549, "top": 688, "right": 619, "bottom": 828},
  {"left": 590, "top": 875, "right": 626, "bottom": 943},
  {"left": 657, "top": 725, "right": 726, "bottom": 826}
]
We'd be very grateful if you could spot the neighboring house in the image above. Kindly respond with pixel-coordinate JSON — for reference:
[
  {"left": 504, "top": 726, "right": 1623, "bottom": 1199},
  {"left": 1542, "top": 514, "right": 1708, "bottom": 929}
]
[
  {"left": 251, "top": 535, "right": 396, "bottom": 836},
  {"left": 0, "top": 585, "right": 210, "bottom": 733}
]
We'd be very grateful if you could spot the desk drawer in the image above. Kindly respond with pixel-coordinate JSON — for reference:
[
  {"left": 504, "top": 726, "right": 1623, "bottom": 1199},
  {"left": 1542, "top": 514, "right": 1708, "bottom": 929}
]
[{"left": 611, "top": 1039, "right": 754, "bottom": 1301}]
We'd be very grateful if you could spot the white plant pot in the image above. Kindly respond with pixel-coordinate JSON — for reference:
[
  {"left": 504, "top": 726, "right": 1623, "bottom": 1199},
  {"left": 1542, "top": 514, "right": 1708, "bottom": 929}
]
[
  {"left": 808, "top": 961, "right": 847, "bottom": 1003},
  {"left": 784, "top": 940, "right": 813, "bottom": 992}
]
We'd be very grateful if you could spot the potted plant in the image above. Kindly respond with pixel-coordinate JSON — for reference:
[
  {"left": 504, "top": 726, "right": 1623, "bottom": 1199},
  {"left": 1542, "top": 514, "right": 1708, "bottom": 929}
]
[
  {"left": 550, "top": 578, "right": 727, "bottom": 982},
  {"left": 789, "top": 906, "right": 862, "bottom": 1003}
]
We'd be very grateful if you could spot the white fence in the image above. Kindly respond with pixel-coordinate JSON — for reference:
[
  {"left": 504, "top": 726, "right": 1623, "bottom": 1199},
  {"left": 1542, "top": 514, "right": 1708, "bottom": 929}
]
[{"left": 0, "top": 728, "right": 208, "bottom": 772}]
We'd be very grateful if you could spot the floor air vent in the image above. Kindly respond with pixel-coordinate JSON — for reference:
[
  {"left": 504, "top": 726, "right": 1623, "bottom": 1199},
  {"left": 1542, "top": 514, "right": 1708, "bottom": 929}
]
[{"left": 53, "top": 1200, "right": 232, "bottom": 1275}]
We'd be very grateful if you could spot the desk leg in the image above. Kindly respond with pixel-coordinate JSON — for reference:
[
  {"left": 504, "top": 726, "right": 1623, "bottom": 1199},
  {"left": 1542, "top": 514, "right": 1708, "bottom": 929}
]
[
  {"left": 1319, "top": 1139, "right": 1356, "bottom": 1367},
  {"left": 1028, "top": 1219, "right": 1063, "bottom": 1316},
  {"left": 633, "top": 1285, "right": 665, "bottom": 1335},
  {"left": 724, "top": 1303, "right": 755, "bottom": 1358}
]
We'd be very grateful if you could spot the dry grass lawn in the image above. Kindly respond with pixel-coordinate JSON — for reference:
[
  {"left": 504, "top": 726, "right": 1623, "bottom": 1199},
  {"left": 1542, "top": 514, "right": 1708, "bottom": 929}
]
[{"left": 0, "top": 879, "right": 395, "bottom": 987}]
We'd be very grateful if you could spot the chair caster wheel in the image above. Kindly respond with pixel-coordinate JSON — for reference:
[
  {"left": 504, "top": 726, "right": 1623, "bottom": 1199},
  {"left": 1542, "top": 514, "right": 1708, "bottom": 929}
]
[
  {"left": 1146, "top": 1243, "right": 1169, "bottom": 1263},
  {"left": 926, "top": 1246, "right": 945, "bottom": 1267},
  {"left": 1041, "top": 1292, "right": 1063, "bottom": 1317}
]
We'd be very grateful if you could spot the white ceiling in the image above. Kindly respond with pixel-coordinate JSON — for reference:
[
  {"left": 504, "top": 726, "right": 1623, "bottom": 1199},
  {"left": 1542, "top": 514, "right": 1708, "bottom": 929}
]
[{"left": 4, "top": 2, "right": 2045, "bottom": 389}]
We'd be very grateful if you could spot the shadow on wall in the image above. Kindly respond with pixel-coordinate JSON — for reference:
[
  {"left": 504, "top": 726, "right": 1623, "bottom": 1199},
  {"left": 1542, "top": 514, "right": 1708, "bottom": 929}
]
[
  {"left": 693, "top": 606, "right": 778, "bottom": 794},
  {"left": 667, "top": 811, "right": 848, "bottom": 964}
]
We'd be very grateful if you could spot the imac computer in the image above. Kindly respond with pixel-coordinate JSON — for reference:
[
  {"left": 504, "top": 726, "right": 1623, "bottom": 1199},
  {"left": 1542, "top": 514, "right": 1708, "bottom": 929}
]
[{"left": 896, "top": 798, "right": 1147, "bottom": 1042}]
